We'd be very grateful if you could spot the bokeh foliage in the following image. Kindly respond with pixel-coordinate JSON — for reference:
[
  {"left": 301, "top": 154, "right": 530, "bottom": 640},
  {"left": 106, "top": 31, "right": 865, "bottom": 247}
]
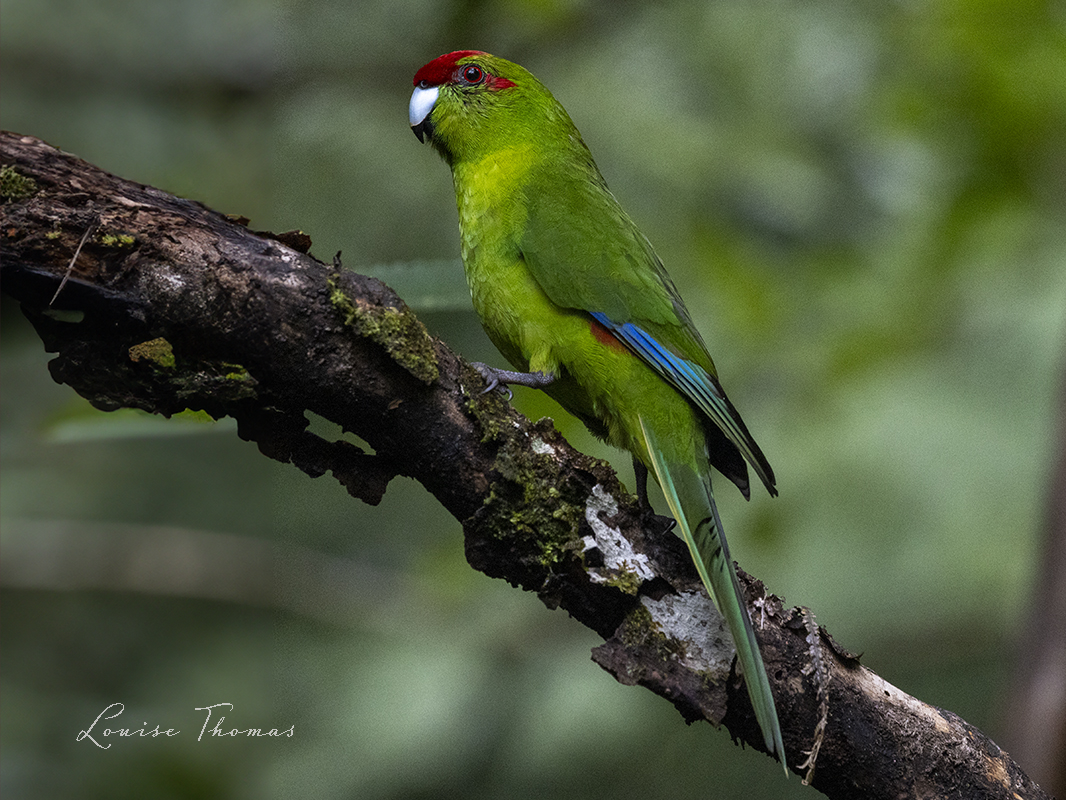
[{"left": 2, "top": 1, "right": 1064, "bottom": 797}]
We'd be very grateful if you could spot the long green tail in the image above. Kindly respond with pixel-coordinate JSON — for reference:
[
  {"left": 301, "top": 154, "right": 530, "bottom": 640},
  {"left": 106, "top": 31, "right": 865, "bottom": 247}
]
[{"left": 639, "top": 417, "right": 787, "bottom": 774}]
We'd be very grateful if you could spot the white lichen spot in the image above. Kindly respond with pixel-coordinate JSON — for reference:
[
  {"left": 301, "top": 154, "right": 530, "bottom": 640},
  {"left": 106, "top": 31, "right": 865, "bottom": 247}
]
[
  {"left": 530, "top": 436, "right": 553, "bottom": 455},
  {"left": 641, "top": 591, "right": 734, "bottom": 674},
  {"left": 582, "top": 484, "right": 653, "bottom": 584}
]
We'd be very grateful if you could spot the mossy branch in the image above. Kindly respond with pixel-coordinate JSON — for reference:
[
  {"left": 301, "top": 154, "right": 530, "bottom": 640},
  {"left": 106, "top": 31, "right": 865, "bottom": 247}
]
[{"left": 0, "top": 131, "right": 1049, "bottom": 800}]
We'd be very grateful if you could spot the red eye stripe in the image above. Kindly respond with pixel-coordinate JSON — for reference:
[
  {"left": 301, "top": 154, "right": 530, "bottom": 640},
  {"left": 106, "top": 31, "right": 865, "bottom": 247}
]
[{"left": 484, "top": 74, "right": 516, "bottom": 91}]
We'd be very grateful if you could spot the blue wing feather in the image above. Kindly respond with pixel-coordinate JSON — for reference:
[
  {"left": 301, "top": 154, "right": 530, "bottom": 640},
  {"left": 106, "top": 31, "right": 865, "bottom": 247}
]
[{"left": 590, "top": 311, "right": 776, "bottom": 495}]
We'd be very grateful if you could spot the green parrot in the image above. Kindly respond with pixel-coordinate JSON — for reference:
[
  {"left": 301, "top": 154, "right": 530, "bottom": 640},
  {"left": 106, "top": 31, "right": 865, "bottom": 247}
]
[{"left": 409, "top": 50, "right": 786, "bottom": 771}]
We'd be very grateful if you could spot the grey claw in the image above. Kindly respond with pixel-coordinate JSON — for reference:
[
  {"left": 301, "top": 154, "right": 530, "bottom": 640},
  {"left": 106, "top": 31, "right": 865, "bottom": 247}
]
[
  {"left": 472, "top": 362, "right": 513, "bottom": 400},
  {"left": 480, "top": 377, "right": 513, "bottom": 400}
]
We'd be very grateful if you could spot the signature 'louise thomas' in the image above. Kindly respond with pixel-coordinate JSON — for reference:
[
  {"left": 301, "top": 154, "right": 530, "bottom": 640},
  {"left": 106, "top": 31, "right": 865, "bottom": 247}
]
[{"left": 76, "top": 702, "right": 295, "bottom": 749}]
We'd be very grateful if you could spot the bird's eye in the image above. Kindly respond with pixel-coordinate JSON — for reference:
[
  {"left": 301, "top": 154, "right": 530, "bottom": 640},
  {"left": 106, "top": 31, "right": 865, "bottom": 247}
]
[{"left": 461, "top": 65, "right": 484, "bottom": 85}]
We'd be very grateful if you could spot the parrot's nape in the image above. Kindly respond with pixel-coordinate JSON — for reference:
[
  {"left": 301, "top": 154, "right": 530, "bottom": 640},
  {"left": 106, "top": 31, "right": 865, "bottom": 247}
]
[{"left": 409, "top": 50, "right": 787, "bottom": 773}]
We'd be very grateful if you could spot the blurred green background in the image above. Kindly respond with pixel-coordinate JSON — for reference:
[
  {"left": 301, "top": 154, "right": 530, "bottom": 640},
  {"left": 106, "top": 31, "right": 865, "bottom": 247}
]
[{"left": 2, "top": 1, "right": 1064, "bottom": 797}]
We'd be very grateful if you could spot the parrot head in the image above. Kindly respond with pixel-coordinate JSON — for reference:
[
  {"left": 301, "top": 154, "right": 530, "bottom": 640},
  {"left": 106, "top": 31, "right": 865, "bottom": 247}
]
[{"left": 410, "top": 50, "right": 580, "bottom": 165}]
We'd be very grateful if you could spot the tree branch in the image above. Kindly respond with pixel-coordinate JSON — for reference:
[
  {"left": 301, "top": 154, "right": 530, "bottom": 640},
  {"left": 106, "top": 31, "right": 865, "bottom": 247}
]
[{"left": 0, "top": 131, "right": 1048, "bottom": 799}]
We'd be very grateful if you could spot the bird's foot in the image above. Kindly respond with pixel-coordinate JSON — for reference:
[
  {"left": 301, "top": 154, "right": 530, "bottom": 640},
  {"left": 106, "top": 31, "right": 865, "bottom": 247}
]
[{"left": 471, "top": 363, "right": 555, "bottom": 400}]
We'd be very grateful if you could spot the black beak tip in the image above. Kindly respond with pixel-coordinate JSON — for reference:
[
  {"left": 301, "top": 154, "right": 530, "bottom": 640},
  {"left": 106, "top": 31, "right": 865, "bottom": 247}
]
[{"left": 411, "top": 117, "right": 433, "bottom": 144}]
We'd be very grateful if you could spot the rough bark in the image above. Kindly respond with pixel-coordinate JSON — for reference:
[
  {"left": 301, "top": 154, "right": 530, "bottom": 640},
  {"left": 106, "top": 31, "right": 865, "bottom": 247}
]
[{"left": 0, "top": 131, "right": 1049, "bottom": 799}]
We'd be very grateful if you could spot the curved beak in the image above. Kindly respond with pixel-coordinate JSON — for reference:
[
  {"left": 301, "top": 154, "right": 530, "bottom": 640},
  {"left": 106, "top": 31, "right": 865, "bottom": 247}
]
[{"left": 409, "top": 85, "right": 439, "bottom": 143}]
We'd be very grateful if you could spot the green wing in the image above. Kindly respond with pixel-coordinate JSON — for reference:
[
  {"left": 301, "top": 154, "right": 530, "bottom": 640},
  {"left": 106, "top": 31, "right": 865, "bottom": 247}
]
[
  {"left": 519, "top": 161, "right": 775, "bottom": 494},
  {"left": 519, "top": 163, "right": 708, "bottom": 359}
]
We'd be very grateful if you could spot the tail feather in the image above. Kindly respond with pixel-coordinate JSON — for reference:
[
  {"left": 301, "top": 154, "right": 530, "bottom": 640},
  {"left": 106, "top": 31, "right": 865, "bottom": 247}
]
[{"left": 639, "top": 416, "right": 787, "bottom": 774}]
